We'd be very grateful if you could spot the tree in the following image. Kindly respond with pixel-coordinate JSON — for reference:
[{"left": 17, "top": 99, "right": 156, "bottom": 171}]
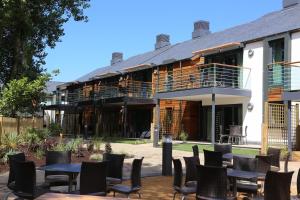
[
  {"left": 0, "top": 0, "right": 90, "bottom": 85},
  {"left": 0, "top": 71, "right": 56, "bottom": 117}
]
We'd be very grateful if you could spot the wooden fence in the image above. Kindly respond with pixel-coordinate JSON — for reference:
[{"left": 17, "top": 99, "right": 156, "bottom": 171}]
[{"left": 0, "top": 116, "right": 43, "bottom": 137}]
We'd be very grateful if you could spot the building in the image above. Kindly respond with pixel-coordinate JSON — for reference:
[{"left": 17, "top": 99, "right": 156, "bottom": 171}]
[{"left": 45, "top": 0, "right": 300, "bottom": 150}]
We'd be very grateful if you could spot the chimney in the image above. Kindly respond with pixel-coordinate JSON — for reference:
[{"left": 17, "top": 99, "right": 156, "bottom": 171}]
[
  {"left": 283, "top": 0, "right": 300, "bottom": 8},
  {"left": 155, "top": 34, "right": 170, "bottom": 50},
  {"left": 111, "top": 52, "right": 123, "bottom": 65},
  {"left": 192, "top": 20, "right": 211, "bottom": 39}
]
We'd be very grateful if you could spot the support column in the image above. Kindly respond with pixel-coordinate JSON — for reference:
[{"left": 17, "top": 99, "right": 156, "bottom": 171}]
[
  {"left": 123, "top": 98, "right": 128, "bottom": 138},
  {"left": 211, "top": 93, "right": 216, "bottom": 144},
  {"left": 285, "top": 100, "right": 292, "bottom": 153},
  {"left": 153, "top": 99, "right": 160, "bottom": 147}
]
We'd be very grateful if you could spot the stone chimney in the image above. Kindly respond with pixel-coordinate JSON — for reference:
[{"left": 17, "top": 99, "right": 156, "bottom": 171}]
[
  {"left": 155, "top": 34, "right": 170, "bottom": 50},
  {"left": 192, "top": 20, "right": 211, "bottom": 39},
  {"left": 283, "top": 0, "right": 300, "bottom": 8},
  {"left": 111, "top": 52, "right": 123, "bottom": 65}
]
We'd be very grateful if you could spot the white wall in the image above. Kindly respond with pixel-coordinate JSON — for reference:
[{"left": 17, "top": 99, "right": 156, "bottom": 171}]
[
  {"left": 291, "top": 32, "right": 300, "bottom": 90},
  {"left": 242, "top": 41, "right": 264, "bottom": 144}
]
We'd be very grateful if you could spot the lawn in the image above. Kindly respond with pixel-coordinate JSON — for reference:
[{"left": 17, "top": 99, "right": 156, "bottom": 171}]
[
  {"left": 104, "top": 137, "right": 151, "bottom": 145},
  {"left": 173, "top": 143, "right": 260, "bottom": 155}
]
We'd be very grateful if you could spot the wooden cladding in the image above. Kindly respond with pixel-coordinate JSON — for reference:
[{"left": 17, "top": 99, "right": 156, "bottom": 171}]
[{"left": 268, "top": 87, "right": 283, "bottom": 102}]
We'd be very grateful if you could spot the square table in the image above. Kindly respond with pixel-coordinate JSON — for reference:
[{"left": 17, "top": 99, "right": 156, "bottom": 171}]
[
  {"left": 39, "top": 163, "right": 81, "bottom": 192},
  {"left": 227, "top": 168, "right": 266, "bottom": 197},
  {"left": 223, "top": 153, "right": 255, "bottom": 161}
]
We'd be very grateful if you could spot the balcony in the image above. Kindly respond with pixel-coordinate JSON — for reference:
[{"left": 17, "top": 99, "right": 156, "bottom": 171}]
[
  {"left": 63, "top": 80, "right": 153, "bottom": 105},
  {"left": 157, "top": 63, "right": 251, "bottom": 93}
]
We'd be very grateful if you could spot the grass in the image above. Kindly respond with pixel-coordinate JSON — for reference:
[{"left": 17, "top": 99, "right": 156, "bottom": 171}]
[
  {"left": 103, "top": 137, "right": 151, "bottom": 145},
  {"left": 173, "top": 143, "right": 259, "bottom": 155}
]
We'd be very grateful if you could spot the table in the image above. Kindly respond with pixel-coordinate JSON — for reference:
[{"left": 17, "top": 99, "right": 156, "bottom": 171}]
[
  {"left": 36, "top": 193, "right": 125, "bottom": 200},
  {"left": 223, "top": 153, "right": 255, "bottom": 160},
  {"left": 227, "top": 169, "right": 265, "bottom": 197},
  {"left": 40, "top": 163, "right": 81, "bottom": 192}
]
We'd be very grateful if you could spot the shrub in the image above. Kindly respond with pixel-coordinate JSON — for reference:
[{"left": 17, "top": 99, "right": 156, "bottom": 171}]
[
  {"left": 1, "top": 149, "right": 20, "bottom": 163},
  {"left": 48, "top": 123, "right": 62, "bottom": 136},
  {"left": 179, "top": 131, "right": 188, "bottom": 143},
  {"left": 65, "top": 138, "right": 83, "bottom": 153},
  {"left": 89, "top": 153, "right": 103, "bottom": 161},
  {"left": 105, "top": 142, "right": 112, "bottom": 154},
  {"left": 0, "top": 132, "right": 21, "bottom": 151},
  {"left": 92, "top": 137, "right": 102, "bottom": 152},
  {"left": 21, "top": 128, "right": 49, "bottom": 151}
]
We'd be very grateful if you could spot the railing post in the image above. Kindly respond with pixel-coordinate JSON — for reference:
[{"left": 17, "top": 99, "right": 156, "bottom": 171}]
[{"left": 262, "top": 102, "right": 269, "bottom": 154}]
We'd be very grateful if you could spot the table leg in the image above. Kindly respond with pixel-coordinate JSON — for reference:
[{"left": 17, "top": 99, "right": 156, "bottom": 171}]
[
  {"left": 232, "top": 177, "right": 237, "bottom": 197},
  {"left": 68, "top": 173, "right": 72, "bottom": 193}
]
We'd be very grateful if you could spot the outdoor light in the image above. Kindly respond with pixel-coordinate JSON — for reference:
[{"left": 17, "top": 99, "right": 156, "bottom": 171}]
[
  {"left": 248, "top": 49, "right": 254, "bottom": 58},
  {"left": 247, "top": 102, "right": 254, "bottom": 111}
]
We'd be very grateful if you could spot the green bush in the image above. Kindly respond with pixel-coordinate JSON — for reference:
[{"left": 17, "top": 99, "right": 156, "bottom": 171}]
[
  {"left": 1, "top": 132, "right": 21, "bottom": 151},
  {"left": 48, "top": 123, "right": 62, "bottom": 136},
  {"left": 92, "top": 137, "right": 102, "bottom": 152},
  {"left": 89, "top": 153, "right": 102, "bottom": 161},
  {"left": 65, "top": 138, "right": 83, "bottom": 153},
  {"left": 21, "top": 128, "right": 49, "bottom": 151},
  {"left": 179, "top": 131, "right": 188, "bottom": 142}
]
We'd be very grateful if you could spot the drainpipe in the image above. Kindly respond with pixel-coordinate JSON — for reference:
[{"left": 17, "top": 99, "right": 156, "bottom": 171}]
[{"left": 285, "top": 100, "right": 292, "bottom": 153}]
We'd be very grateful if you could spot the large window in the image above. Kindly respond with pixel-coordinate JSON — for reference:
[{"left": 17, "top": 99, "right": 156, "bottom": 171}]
[
  {"left": 269, "top": 39, "right": 285, "bottom": 86},
  {"left": 165, "top": 64, "right": 173, "bottom": 91}
]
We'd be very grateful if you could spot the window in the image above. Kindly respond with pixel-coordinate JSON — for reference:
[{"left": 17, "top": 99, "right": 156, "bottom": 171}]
[{"left": 269, "top": 39, "right": 285, "bottom": 86}]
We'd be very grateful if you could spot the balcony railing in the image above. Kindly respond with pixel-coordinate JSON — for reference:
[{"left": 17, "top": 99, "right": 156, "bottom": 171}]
[
  {"left": 157, "top": 63, "right": 251, "bottom": 93},
  {"left": 268, "top": 62, "right": 300, "bottom": 91},
  {"left": 58, "top": 80, "right": 153, "bottom": 105}
]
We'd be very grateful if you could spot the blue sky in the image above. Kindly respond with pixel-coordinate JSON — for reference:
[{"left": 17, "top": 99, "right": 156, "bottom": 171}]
[{"left": 45, "top": 0, "right": 282, "bottom": 82}]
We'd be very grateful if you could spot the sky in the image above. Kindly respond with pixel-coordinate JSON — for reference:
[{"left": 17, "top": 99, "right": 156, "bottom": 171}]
[{"left": 45, "top": 0, "right": 282, "bottom": 82}]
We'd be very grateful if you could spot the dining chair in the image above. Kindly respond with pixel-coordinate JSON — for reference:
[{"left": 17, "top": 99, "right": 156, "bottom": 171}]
[
  {"left": 192, "top": 145, "right": 199, "bottom": 158},
  {"left": 196, "top": 165, "right": 234, "bottom": 200},
  {"left": 110, "top": 157, "right": 144, "bottom": 199},
  {"left": 233, "top": 156, "right": 259, "bottom": 195},
  {"left": 183, "top": 156, "right": 199, "bottom": 187},
  {"left": 79, "top": 161, "right": 108, "bottom": 196},
  {"left": 219, "top": 125, "right": 229, "bottom": 143},
  {"left": 172, "top": 158, "right": 196, "bottom": 200},
  {"left": 45, "top": 150, "right": 77, "bottom": 189},
  {"left": 228, "top": 125, "right": 242, "bottom": 144},
  {"left": 241, "top": 126, "right": 248, "bottom": 144},
  {"left": 203, "top": 149, "right": 223, "bottom": 167},
  {"left": 103, "top": 153, "right": 125, "bottom": 186},
  {"left": 264, "top": 171, "right": 293, "bottom": 200},
  {"left": 13, "top": 160, "right": 48, "bottom": 199},
  {"left": 255, "top": 155, "right": 271, "bottom": 174},
  {"left": 267, "top": 147, "right": 281, "bottom": 171},
  {"left": 7, "top": 153, "right": 26, "bottom": 191},
  {"left": 214, "top": 143, "right": 232, "bottom": 164}
]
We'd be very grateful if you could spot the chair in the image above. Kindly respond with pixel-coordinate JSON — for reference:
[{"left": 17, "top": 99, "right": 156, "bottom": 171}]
[
  {"left": 192, "top": 145, "right": 199, "bottom": 158},
  {"left": 297, "top": 168, "right": 300, "bottom": 197},
  {"left": 172, "top": 158, "right": 196, "bottom": 200},
  {"left": 7, "top": 153, "right": 26, "bottom": 190},
  {"left": 196, "top": 165, "right": 233, "bottom": 200},
  {"left": 218, "top": 125, "right": 228, "bottom": 143},
  {"left": 214, "top": 143, "right": 232, "bottom": 163},
  {"left": 79, "top": 161, "right": 107, "bottom": 196},
  {"left": 13, "top": 160, "right": 48, "bottom": 199},
  {"left": 233, "top": 156, "right": 259, "bottom": 195},
  {"left": 183, "top": 156, "right": 199, "bottom": 187},
  {"left": 203, "top": 149, "right": 223, "bottom": 167},
  {"left": 45, "top": 151, "right": 77, "bottom": 189},
  {"left": 228, "top": 125, "right": 242, "bottom": 144},
  {"left": 110, "top": 157, "right": 144, "bottom": 199},
  {"left": 264, "top": 171, "right": 293, "bottom": 200},
  {"left": 103, "top": 153, "right": 125, "bottom": 185},
  {"left": 267, "top": 147, "right": 281, "bottom": 171},
  {"left": 284, "top": 152, "right": 290, "bottom": 173},
  {"left": 241, "top": 126, "right": 248, "bottom": 144},
  {"left": 255, "top": 155, "right": 271, "bottom": 174}
]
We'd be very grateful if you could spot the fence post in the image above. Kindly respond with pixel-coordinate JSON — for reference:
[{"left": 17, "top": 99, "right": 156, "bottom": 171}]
[{"left": 261, "top": 102, "right": 269, "bottom": 154}]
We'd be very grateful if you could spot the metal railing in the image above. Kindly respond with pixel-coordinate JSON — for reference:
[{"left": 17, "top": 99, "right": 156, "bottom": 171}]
[
  {"left": 157, "top": 63, "right": 251, "bottom": 93},
  {"left": 268, "top": 61, "right": 300, "bottom": 91},
  {"left": 55, "top": 80, "right": 153, "bottom": 105}
]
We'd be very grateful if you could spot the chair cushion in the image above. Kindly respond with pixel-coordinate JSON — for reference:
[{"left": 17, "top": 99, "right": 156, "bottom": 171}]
[
  {"left": 236, "top": 180, "right": 259, "bottom": 194},
  {"left": 270, "top": 166, "right": 280, "bottom": 172},
  {"left": 180, "top": 186, "right": 196, "bottom": 195},
  {"left": 111, "top": 184, "right": 140, "bottom": 194},
  {"left": 106, "top": 177, "right": 122, "bottom": 185},
  {"left": 185, "top": 181, "right": 197, "bottom": 187}
]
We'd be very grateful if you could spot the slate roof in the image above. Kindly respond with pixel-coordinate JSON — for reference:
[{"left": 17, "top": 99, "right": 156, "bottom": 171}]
[
  {"left": 76, "top": 4, "right": 300, "bottom": 83},
  {"left": 45, "top": 81, "right": 65, "bottom": 94}
]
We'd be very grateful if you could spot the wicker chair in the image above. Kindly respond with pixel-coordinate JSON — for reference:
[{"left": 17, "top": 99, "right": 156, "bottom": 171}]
[
  {"left": 233, "top": 156, "right": 259, "bottom": 195},
  {"left": 264, "top": 171, "right": 293, "bottom": 200},
  {"left": 203, "top": 149, "right": 223, "bottom": 167},
  {"left": 7, "top": 153, "right": 26, "bottom": 191},
  {"left": 267, "top": 147, "right": 281, "bottom": 171},
  {"left": 172, "top": 158, "right": 196, "bottom": 200},
  {"left": 13, "top": 160, "right": 48, "bottom": 199},
  {"left": 183, "top": 156, "right": 199, "bottom": 187},
  {"left": 192, "top": 145, "right": 199, "bottom": 158},
  {"left": 79, "top": 161, "right": 108, "bottom": 196},
  {"left": 214, "top": 143, "right": 232, "bottom": 166},
  {"left": 110, "top": 157, "right": 144, "bottom": 199},
  {"left": 255, "top": 155, "right": 271, "bottom": 174},
  {"left": 45, "top": 151, "right": 77, "bottom": 189},
  {"left": 196, "top": 165, "right": 234, "bottom": 200},
  {"left": 104, "top": 153, "right": 125, "bottom": 186},
  {"left": 219, "top": 125, "right": 229, "bottom": 143}
]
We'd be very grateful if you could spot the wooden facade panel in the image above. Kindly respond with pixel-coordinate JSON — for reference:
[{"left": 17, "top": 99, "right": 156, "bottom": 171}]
[{"left": 268, "top": 87, "right": 283, "bottom": 102}]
